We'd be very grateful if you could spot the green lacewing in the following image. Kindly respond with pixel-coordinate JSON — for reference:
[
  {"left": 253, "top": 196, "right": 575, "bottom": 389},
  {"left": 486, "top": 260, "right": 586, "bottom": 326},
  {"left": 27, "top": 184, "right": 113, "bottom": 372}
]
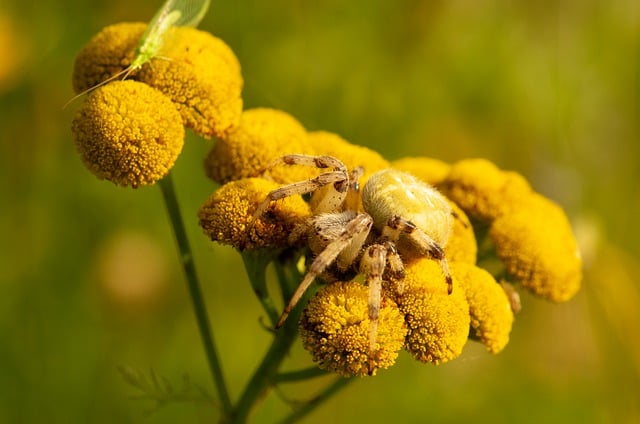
[{"left": 68, "top": 0, "right": 210, "bottom": 105}]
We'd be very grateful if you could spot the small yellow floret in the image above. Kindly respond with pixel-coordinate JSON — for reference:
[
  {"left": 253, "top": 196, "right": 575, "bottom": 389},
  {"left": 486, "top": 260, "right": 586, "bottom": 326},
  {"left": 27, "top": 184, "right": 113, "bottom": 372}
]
[
  {"left": 299, "top": 281, "right": 406, "bottom": 377},
  {"left": 489, "top": 193, "right": 582, "bottom": 302},
  {"left": 441, "top": 158, "right": 532, "bottom": 221},
  {"left": 71, "top": 80, "right": 184, "bottom": 188},
  {"left": 398, "top": 259, "right": 470, "bottom": 364},
  {"left": 451, "top": 262, "right": 513, "bottom": 354},
  {"left": 444, "top": 201, "right": 477, "bottom": 264},
  {"left": 307, "top": 131, "right": 390, "bottom": 182},
  {"left": 391, "top": 157, "right": 451, "bottom": 186},
  {"left": 72, "top": 22, "right": 145, "bottom": 94},
  {"left": 204, "top": 108, "right": 315, "bottom": 184},
  {"left": 198, "top": 178, "right": 310, "bottom": 251},
  {"left": 137, "top": 27, "right": 243, "bottom": 138}
]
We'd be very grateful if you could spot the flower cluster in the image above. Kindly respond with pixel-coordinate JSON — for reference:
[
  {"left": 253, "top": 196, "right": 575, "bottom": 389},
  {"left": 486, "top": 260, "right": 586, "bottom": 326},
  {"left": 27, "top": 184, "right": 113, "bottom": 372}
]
[
  {"left": 198, "top": 106, "right": 582, "bottom": 376},
  {"left": 71, "top": 22, "right": 243, "bottom": 187}
]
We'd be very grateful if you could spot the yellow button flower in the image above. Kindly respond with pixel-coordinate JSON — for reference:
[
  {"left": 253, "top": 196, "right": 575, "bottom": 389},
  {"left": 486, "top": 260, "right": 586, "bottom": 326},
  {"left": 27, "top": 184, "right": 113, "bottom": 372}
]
[
  {"left": 398, "top": 258, "right": 470, "bottom": 364},
  {"left": 444, "top": 201, "right": 477, "bottom": 264},
  {"left": 489, "top": 193, "right": 582, "bottom": 302},
  {"left": 72, "top": 22, "right": 144, "bottom": 94},
  {"left": 299, "top": 281, "right": 407, "bottom": 377},
  {"left": 451, "top": 262, "right": 514, "bottom": 354},
  {"left": 71, "top": 80, "right": 184, "bottom": 188},
  {"left": 198, "top": 178, "right": 311, "bottom": 251},
  {"left": 204, "top": 108, "right": 315, "bottom": 184},
  {"left": 441, "top": 158, "right": 532, "bottom": 221},
  {"left": 137, "top": 26, "right": 243, "bottom": 139}
]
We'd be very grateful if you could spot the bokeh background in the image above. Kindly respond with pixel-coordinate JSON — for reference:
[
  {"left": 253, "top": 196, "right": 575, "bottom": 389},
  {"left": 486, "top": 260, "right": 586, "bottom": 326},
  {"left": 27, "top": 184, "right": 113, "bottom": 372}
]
[{"left": 1, "top": 0, "right": 638, "bottom": 422}]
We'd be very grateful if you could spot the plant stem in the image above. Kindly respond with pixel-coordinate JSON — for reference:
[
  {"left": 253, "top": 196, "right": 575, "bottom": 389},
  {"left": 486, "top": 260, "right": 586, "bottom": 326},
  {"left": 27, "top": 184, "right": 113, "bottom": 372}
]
[
  {"left": 278, "top": 377, "right": 352, "bottom": 424},
  {"left": 159, "top": 173, "right": 232, "bottom": 415},
  {"left": 241, "top": 250, "right": 280, "bottom": 327}
]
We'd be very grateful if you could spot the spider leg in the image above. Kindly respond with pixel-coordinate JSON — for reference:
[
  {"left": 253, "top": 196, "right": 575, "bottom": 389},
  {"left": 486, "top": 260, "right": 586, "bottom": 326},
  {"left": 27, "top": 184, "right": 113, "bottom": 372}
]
[
  {"left": 382, "top": 240, "right": 406, "bottom": 298},
  {"left": 384, "top": 215, "right": 453, "bottom": 294},
  {"left": 276, "top": 213, "right": 373, "bottom": 328},
  {"left": 261, "top": 154, "right": 348, "bottom": 175},
  {"left": 251, "top": 171, "right": 349, "bottom": 221},
  {"left": 360, "top": 243, "right": 387, "bottom": 375}
]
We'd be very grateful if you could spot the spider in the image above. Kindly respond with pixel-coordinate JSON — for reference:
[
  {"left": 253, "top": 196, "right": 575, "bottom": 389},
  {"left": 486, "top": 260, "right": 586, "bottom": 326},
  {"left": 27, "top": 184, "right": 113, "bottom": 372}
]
[{"left": 253, "top": 154, "right": 454, "bottom": 374}]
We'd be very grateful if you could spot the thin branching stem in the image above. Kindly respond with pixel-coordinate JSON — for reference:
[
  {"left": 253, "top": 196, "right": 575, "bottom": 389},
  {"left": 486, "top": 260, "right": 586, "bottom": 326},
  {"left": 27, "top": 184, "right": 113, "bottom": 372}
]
[
  {"left": 278, "top": 377, "right": 353, "bottom": 424},
  {"left": 158, "top": 173, "right": 232, "bottom": 415}
]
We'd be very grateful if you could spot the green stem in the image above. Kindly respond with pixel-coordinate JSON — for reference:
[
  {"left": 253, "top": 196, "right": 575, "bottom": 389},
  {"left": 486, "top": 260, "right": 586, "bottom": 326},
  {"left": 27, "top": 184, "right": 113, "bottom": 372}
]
[
  {"left": 229, "top": 259, "right": 304, "bottom": 423},
  {"left": 158, "top": 173, "right": 232, "bottom": 415},
  {"left": 241, "top": 250, "right": 280, "bottom": 327},
  {"left": 273, "top": 366, "right": 328, "bottom": 383}
]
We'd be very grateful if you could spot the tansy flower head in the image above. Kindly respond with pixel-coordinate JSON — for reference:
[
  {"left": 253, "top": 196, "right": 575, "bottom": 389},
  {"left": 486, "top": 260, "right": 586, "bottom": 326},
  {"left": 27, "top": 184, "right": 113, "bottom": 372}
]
[
  {"left": 198, "top": 178, "right": 311, "bottom": 251},
  {"left": 71, "top": 80, "right": 184, "bottom": 188},
  {"left": 444, "top": 201, "right": 477, "bottom": 264},
  {"left": 137, "top": 27, "right": 243, "bottom": 139},
  {"left": 451, "top": 262, "right": 514, "bottom": 354},
  {"left": 204, "top": 108, "right": 315, "bottom": 184},
  {"left": 396, "top": 258, "right": 470, "bottom": 364},
  {"left": 489, "top": 193, "right": 582, "bottom": 302},
  {"left": 72, "top": 22, "right": 145, "bottom": 94},
  {"left": 299, "top": 281, "right": 406, "bottom": 377},
  {"left": 440, "top": 158, "right": 532, "bottom": 222},
  {"left": 391, "top": 156, "right": 451, "bottom": 186}
]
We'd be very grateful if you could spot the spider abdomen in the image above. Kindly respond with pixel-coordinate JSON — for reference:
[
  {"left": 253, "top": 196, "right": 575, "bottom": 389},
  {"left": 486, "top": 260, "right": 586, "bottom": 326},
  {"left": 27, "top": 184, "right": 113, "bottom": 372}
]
[{"left": 362, "top": 169, "right": 453, "bottom": 247}]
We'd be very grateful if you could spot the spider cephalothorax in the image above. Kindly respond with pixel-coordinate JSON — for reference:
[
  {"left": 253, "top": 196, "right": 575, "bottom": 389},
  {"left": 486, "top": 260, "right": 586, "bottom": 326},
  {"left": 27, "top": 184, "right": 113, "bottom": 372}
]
[{"left": 252, "top": 154, "right": 454, "bottom": 374}]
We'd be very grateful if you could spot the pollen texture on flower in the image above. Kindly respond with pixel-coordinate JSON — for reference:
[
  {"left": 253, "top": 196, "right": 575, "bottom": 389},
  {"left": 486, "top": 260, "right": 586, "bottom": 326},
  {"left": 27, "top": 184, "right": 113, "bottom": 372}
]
[
  {"left": 72, "top": 22, "right": 145, "bottom": 94},
  {"left": 299, "top": 281, "right": 407, "bottom": 377},
  {"left": 451, "top": 262, "right": 513, "bottom": 353},
  {"left": 204, "top": 108, "right": 315, "bottom": 184},
  {"left": 137, "top": 26, "right": 243, "bottom": 139},
  {"left": 489, "top": 193, "right": 582, "bottom": 302},
  {"left": 71, "top": 80, "right": 184, "bottom": 188},
  {"left": 198, "top": 178, "right": 311, "bottom": 251},
  {"left": 398, "top": 259, "right": 470, "bottom": 364}
]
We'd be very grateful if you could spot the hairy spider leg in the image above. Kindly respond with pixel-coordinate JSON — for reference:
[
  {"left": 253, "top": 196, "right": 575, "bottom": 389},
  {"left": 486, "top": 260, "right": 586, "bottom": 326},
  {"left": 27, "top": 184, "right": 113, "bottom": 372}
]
[
  {"left": 359, "top": 243, "right": 387, "bottom": 375},
  {"left": 383, "top": 215, "right": 453, "bottom": 294},
  {"left": 275, "top": 213, "right": 373, "bottom": 328}
]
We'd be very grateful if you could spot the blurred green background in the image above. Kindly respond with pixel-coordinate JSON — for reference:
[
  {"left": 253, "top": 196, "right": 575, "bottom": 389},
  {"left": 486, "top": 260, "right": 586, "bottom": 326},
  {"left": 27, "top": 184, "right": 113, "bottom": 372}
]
[{"left": 1, "top": 0, "right": 638, "bottom": 422}]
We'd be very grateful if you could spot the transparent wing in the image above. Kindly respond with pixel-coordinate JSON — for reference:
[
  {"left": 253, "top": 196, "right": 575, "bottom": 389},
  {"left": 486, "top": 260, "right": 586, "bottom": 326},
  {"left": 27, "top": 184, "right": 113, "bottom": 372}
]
[{"left": 150, "top": 0, "right": 211, "bottom": 28}]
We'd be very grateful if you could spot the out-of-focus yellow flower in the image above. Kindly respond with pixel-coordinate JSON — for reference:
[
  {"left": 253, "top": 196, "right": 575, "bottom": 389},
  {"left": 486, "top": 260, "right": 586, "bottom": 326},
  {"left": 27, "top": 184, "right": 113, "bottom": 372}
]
[
  {"left": 137, "top": 27, "right": 243, "bottom": 139},
  {"left": 440, "top": 158, "right": 532, "bottom": 221},
  {"left": 397, "top": 258, "right": 470, "bottom": 364},
  {"left": 391, "top": 157, "right": 451, "bottom": 186},
  {"left": 71, "top": 80, "right": 184, "bottom": 188},
  {"left": 451, "top": 262, "right": 513, "bottom": 353},
  {"left": 489, "top": 193, "right": 582, "bottom": 302},
  {"left": 204, "top": 108, "right": 315, "bottom": 184},
  {"left": 198, "top": 178, "right": 310, "bottom": 251},
  {"left": 444, "top": 201, "right": 477, "bottom": 264},
  {"left": 299, "top": 281, "right": 406, "bottom": 377},
  {"left": 307, "top": 131, "right": 390, "bottom": 181}
]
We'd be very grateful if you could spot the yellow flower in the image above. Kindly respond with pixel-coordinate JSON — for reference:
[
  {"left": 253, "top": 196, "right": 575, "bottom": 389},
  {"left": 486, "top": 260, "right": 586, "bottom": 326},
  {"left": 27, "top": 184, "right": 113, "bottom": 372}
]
[
  {"left": 299, "top": 281, "right": 407, "bottom": 377},
  {"left": 72, "top": 22, "right": 144, "bottom": 94},
  {"left": 444, "top": 201, "right": 477, "bottom": 264},
  {"left": 137, "top": 27, "right": 243, "bottom": 139},
  {"left": 451, "top": 262, "right": 514, "bottom": 354},
  {"left": 489, "top": 193, "right": 582, "bottom": 302},
  {"left": 204, "top": 108, "right": 315, "bottom": 184},
  {"left": 391, "top": 157, "right": 451, "bottom": 186},
  {"left": 398, "top": 258, "right": 470, "bottom": 364},
  {"left": 71, "top": 80, "right": 184, "bottom": 188},
  {"left": 307, "top": 131, "right": 390, "bottom": 181},
  {"left": 440, "top": 158, "right": 532, "bottom": 222},
  {"left": 198, "top": 178, "right": 310, "bottom": 251}
]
